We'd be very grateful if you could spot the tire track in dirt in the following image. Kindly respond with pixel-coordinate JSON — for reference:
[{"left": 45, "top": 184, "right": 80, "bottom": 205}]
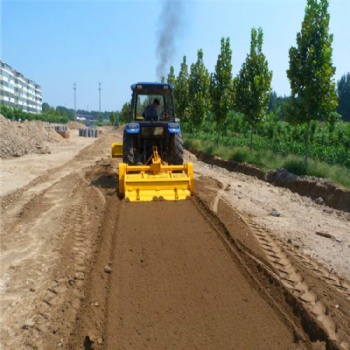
[
  {"left": 0, "top": 133, "right": 118, "bottom": 349},
  {"left": 256, "top": 228, "right": 350, "bottom": 348},
  {"left": 0, "top": 172, "right": 104, "bottom": 349},
  {"left": 0, "top": 134, "right": 112, "bottom": 225},
  {"left": 207, "top": 181, "right": 350, "bottom": 349},
  {"left": 24, "top": 179, "right": 103, "bottom": 349},
  {"left": 69, "top": 159, "right": 120, "bottom": 350}
]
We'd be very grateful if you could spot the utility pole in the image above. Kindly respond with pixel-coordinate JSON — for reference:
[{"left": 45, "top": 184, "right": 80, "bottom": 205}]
[
  {"left": 98, "top": 82, "right": 101, "bottom": 114},
  {"left": 73, "top": 83, "right": 77, "bottom": 121}
]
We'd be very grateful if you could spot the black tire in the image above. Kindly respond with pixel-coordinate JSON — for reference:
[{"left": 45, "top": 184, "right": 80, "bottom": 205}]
[
  {"left": 123, "top": 131, "right": 135, "bottom": 165},
  {"left": 169, "top": 132, "right": 183, "bottom": 165}
]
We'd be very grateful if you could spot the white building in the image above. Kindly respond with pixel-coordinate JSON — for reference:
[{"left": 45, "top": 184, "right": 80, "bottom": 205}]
[{"left": 0, "top": 60, "right": 42, "bottom": 114}]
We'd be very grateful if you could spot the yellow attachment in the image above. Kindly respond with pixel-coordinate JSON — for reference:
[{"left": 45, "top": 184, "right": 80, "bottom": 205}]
[
  {"left": 111, "top": 142, "right": 123, "bottom": 158},
  {"left": 119, "top": 148, "right": 194, "bottom": 202}
]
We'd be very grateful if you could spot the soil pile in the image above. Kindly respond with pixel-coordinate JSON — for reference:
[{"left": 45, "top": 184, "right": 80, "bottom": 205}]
[
  {"left": 68, "top": 121, "right": 85, "bottom": 129},
  {"left": 0, "top": 114, "right": 68, "bottom": 158}
]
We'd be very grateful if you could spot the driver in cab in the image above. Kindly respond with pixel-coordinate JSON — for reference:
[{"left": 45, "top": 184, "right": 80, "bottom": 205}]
[{"left": 142, "top": 98, "right": 160, "bottom": 121}]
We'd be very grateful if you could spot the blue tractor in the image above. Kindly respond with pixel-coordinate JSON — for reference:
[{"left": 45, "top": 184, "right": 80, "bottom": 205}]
[{"left": 123, "top": 82, "right": 184, "bottom": 165}]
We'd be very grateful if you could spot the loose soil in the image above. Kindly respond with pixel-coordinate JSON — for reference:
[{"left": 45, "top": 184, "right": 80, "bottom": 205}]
[{"left": 0, "top": 122, "right": 349, "bottom": 349}]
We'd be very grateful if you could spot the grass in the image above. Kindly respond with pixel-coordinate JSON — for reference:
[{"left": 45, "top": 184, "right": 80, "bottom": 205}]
[{"left": 184, "top": 137, "right": 350, "bottom": 189}]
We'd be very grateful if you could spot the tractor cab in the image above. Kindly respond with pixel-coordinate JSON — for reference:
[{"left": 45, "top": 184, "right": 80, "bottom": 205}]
[
  {"left": 123, "top": 82, "right": 183, "bottom": 166},
  {"left": 130, "top": 82, "right": 176, "bottom": 123}
]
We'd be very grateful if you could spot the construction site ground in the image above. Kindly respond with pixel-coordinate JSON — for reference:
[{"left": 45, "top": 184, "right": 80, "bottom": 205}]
[{"left": 1, "top": 125, "right": 350, "bottom": 349}]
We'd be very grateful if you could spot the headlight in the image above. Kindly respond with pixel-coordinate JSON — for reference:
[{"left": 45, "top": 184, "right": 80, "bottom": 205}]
[
  {"left": 168, "top": 123, "right": 181, "bottom": 133},
  {"left": 125, "top": 123, "right": 140, "bottom": 134},
  {"left": 168, "top": 123, "right": 180, "bottom": 130},
  {"left": 127, "top": 123, "right": 139, "bottom": 129}
]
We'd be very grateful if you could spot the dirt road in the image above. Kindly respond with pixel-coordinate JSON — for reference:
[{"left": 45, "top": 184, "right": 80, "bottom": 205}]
[
  {"left": 1, "top": 128, "right": 349, "bottom": 349},
  {"left": 101, "top": 201, "right": 297, "bottom": 349}
]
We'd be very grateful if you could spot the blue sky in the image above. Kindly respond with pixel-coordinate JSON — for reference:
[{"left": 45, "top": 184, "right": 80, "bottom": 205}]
[{"left": 2, "top": 0, "right": 349, "bottom": 112}]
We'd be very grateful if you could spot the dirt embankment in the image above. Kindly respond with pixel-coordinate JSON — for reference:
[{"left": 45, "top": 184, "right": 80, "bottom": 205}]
[{"left": 189, "top": 148, "right": 350, "bottom": 213}]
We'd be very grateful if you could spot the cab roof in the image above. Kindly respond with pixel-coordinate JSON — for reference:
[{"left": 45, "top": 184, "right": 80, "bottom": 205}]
[{"left": 130, "top": 82, "right": 174, "bottom": 93}]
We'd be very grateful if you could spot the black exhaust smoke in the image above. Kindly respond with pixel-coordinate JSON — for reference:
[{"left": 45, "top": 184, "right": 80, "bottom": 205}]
[{"left": 156, "top": 0, "right": 184, "bottom": 81}]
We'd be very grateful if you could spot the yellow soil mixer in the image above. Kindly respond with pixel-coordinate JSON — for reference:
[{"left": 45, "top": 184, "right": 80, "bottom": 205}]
[{"left": 113, "top": 144, "right": 194, "bottom": 202}]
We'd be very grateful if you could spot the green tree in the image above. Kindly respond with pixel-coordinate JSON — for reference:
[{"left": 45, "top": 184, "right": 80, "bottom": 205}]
[
  {"left": 287, "top": 0, "right": 337, "bottom": 168},
  {"left": 55, "top": 106, "right": 62, "bottom": 116},
  {"left": 0, "top": 104, "right": 14, "bottom": 120},
  {"left": 268, "top": 91, "right": 278, "bottom": 114},
  {"left": 268, "top": 92, "right": 290, "bottom": 120},
  {"left": 110, "top": 111, "right": 117, "bottom": 126},
  {"left": 42, "top": 103, "right": 50, "bottom": 113},
  {"left": 56, "top": 105, "right": 75, "bottom": 120},
  {"left": 98, "top": 113, "right": 103, "bottom": 124},
  {"left": 337, "top": 73, "right": 350, "bottom": 122},
  {"left": 188, "top": 49, "right": 211, "bottom": 135},
  {"left": 167, "top": 66, "right": 176, "bottom": 85},
  {"left": 174, "top": 56, "right": 190, "bottom": 125},
  {"left": 49, "top": 106, "right": 55, "bottom": 115},
  {"left": 234, "top": 27, "right": 272, "bottom": 150},
  {"left": 210, "top": 37, "right": 233, "bottom": 145},
  {"left": 118, "top": 102, "right": 131, "bottom": 124}
]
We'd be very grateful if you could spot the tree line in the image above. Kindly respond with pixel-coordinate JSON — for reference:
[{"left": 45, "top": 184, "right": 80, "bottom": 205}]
[
  {"left": 1, "top": 0, "right": 348, "bottom": 168},
  {"left": 118, "top": 0, "right": 349, "bottom": 169},
  {"left": 0, "top": 103, "right": 70, "bottom": 124},
  {"left": 0, "top": 102, "right": 119, "bottom": 126}
]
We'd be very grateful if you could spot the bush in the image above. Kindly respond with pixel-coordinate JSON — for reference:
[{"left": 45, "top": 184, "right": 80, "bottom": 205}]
[
  {"left": 283, "top": 159, "right": 307, "bottom": 175},
  {"left": 229, "top": 149, "right": 249, "bottom": 163}
]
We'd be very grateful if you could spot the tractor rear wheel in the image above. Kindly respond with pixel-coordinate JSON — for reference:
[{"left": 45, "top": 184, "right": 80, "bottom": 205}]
[
  {"left": 123, "top": 132, "right": 135, "bottom": 165},
  {"left": 169, "top": 133, "right": 183, "bottom": 165}
]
